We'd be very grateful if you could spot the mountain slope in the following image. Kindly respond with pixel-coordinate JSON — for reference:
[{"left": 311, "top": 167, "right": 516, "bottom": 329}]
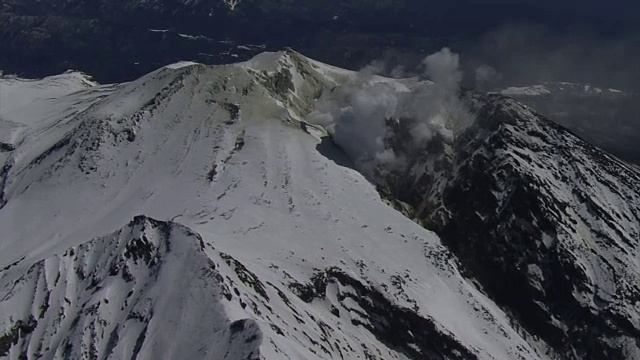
[
  {"left": 0, "top": 51, "right": 545, "bottom": 359},
  {"left": 381, "top": 93, "right": 640, "bottom": 359}
]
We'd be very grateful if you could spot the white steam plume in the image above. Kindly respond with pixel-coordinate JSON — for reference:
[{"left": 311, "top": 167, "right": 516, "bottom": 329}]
[{"left": 309, "top": 48, "right": 472, "bottom": 179}]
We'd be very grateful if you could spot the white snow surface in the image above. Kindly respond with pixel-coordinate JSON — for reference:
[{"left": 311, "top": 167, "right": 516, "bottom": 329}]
[
  {"left": 165, "top": 61, "right": 201, "bottom": 70},
  {"left": 0, "top": 51, "right": 546, "bottom": 359},
  {"left": 0, "top": 71, "right": 97, "bottom": 116}
]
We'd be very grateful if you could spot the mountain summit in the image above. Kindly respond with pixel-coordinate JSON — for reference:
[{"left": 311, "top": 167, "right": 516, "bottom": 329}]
[{"left": 1, "top": 50, "right": 639, "bottom": 359}]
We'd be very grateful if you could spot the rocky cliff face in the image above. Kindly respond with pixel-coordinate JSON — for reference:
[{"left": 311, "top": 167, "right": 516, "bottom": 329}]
[{"left": 381, "top": 93, "right": 640, "bottom": 359}]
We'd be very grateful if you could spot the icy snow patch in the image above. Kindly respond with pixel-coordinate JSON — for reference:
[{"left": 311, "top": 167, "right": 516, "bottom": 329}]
[{"left": 165, "top": 61, "right": 201, "bottom": 70}]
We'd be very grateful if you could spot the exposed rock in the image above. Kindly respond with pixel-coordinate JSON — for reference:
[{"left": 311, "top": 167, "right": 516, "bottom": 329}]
[{"left": 381, "top": 93, "right": 640, "bottom": 359}]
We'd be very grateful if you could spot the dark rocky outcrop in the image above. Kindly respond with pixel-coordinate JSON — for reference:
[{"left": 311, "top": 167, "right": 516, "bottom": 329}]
[
  {"left": 289, "top": 267, "right": 477, "bottom": 360},
  {"left": 380, "top": 93, "right": 640, "bottom": 359}
]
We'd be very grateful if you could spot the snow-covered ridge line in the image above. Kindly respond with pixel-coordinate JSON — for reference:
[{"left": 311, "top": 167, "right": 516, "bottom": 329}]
[
  {"left": 499, "top": 84, "right": 552, "bottom": 96},
  {"left": 0, "top": 71, "right": 98, "bottom": 115},
  {"left": 0, "top": 215, "right": 261, "bottom": 359}
]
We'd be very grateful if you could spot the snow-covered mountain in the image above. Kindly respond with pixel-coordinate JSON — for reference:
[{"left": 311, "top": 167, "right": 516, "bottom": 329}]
[{"left": 0, "top": 50, "right": 639, "bottom": 359}]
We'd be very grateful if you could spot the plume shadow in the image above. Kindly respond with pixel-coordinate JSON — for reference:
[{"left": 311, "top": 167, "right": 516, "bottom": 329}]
[{"left": 315, "top": 136, "right": 357, "bottom": 171}]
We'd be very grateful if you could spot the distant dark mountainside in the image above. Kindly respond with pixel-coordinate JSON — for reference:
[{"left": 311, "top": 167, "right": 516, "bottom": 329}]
[
  {"left": 497, "top": 83, "right": 640, "bottom": 164},
  {"left": 380, "top": 92, "right": 640, "bottom": 359},
  {"left": 0, "top": 0, "right": 633, "bottom": 83}
]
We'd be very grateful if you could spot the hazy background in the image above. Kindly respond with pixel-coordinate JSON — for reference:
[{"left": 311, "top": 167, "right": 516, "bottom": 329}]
[
  {"left": 1, "top": 0, "right": 639, "bottom": 162},
  {"left": 1, "top": 0, "right": 638, "bottom": 87}
]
